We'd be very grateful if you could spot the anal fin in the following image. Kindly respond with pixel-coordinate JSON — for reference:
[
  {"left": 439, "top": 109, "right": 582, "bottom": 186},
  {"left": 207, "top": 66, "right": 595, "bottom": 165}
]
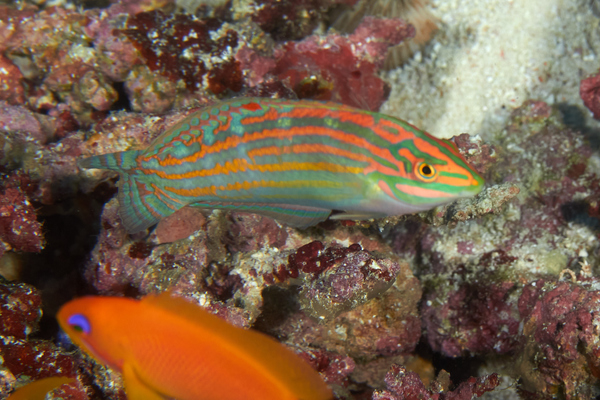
[
  {"left": 329, "top": 211, "right": 385, "bottom": 221},
  {"left": 122, "top": 363, "right": 166, "bottom": 400},
  {"left": 190, "top": 202, "right": 332, "bottom": 228}
]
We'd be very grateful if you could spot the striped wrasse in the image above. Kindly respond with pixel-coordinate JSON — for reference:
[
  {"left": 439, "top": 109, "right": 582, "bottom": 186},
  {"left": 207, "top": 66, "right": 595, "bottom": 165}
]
[{"left": 80, "top": 98, "right": 484, "bottom": 233}]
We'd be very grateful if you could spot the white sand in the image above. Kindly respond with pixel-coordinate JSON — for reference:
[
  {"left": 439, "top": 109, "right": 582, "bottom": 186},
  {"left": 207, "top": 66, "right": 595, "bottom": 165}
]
[{"left": 382, "top": 0, "right": 600, "bottom": 139}]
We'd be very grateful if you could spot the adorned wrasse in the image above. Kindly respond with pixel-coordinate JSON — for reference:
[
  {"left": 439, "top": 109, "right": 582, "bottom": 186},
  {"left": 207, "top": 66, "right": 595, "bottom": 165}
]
[
  {"left": 80, "top": 98, "right": 484, "bottom": 233},
  {"left": 57, "top": 292, "right": 332, "bottom": 400},
  {"left": 7, "top": 376, "right": 75, "bottom": 400}
]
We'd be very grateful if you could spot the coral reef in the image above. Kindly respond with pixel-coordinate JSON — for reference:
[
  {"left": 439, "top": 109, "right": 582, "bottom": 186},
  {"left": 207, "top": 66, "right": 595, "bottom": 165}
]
[
  {"left": 388, "top": 100, "right": 600, "bottom": 397},
  {"left": 3, "top": 0, "right": 600, "bottom": 399}
]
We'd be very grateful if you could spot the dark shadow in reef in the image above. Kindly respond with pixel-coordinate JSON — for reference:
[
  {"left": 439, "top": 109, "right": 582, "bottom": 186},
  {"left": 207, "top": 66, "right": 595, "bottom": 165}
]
[
  {"left": 110, "top": 81, "right": 132, "bottom": 112},
  {"left": 414, "top": 338, "right": 485, "bottom": 388},
  {"left": 557, "top": 102, "right": 600, "bottom": 151},
  {"left": 21, "top": 182, "right": 116, "bottom": 340},
  {"left": 72, "top": 0, "right": 111, "bottom": 9},
  {"left": 252, "top": 285, "right": 302, "bottom": 335},
  {"left": 561, "top": 200, "right": 600, "bottom": 232}
]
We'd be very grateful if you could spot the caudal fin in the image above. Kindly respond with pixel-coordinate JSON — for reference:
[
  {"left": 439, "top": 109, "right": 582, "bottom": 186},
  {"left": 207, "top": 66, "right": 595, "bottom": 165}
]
[
  {"left": 79, "top": 150, "right": 166, "bottom": 233},
  {"left": 116, "top": 173, "right": 164, "bottom": 233},
  {"left": 78, "top": 150, "right": 141, "bottom": 173}
]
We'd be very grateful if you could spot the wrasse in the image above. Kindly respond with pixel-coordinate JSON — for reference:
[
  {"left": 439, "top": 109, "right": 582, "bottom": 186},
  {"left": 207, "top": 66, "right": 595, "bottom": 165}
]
[
  {"left": 7, "top": 376, "right": 75, "bottom": 400},
  {"left": 80, "top": 98, "right": 484, "bottom": 233},
  {"left": 57, "top": 292, "right": 332, "bottom": 400}
]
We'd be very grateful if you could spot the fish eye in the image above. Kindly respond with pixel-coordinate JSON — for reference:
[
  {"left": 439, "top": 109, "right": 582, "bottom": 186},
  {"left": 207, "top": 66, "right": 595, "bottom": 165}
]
[
  {"left": 67, "top": 314, "right": 91, "bottom": 334},
  {"left": 415, "top": 162, "right": 437, "bottom": 181}
]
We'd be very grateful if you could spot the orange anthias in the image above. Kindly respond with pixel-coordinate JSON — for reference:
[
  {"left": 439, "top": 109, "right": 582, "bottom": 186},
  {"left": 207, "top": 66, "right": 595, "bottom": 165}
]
[{"left": 57, "top": 292, "right": 332, "bottom": 400}]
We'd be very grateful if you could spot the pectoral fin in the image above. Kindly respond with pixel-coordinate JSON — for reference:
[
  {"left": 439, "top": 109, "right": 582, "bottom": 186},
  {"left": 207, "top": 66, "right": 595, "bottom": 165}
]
[{"left": 122, "top": 363, "right": 165, "bottom": 400}]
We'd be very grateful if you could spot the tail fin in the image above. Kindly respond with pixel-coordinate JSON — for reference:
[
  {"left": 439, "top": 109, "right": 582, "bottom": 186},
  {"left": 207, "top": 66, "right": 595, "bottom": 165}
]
[
  {"left": 78, "top": 150, "right": 141, "bottom": 173},
  {"left": 79, "top": 150, "right": 163, "bottom": 233},
  {"left": 116, "top": 173, "right": 164, "bottom": 233}
]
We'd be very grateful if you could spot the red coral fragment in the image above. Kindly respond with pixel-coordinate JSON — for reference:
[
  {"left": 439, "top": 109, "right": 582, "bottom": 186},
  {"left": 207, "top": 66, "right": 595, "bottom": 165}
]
[
  {"left": 0, "top": 55, "right": 26, "bottom": 105},
  {"left": 288, "top": 241, "right": 326, "bottom": 273},
  {"left": 288, "top": 241, "right": 367, "bottom": 275},
  {"left": 0, "top": 174, "right": 44, "bottom": 257},
  {"left": 121, "top": 11, "right": 242, "bottom": 94},
  {"left": 518, "top": 280, "right": 600, "bottom": 373},
  {"left": 580, "top": 72, "right": 600, "bottom": 119},
  {"left": 128, "top": 241, "right": 154, "bottom": 259},
  {"left": 273, "top": 16, "right": 414, "bottom": 110},
  {"left": 296, "top": 348, "right": 355, "bottom": 385},
  {"left": 249, "top": 0, "right": 329, "bottom": 41},
  {"left": 153, "top": 206, "right": 206, "bottom": 244},
  {"left": 445, "top": 374, "right": 500, "bottom": 399},
  {"left": 0, "top": 281, "right": 41, "bottom": 339},
  {"left": 0, "top": 339, "right": 78, "bottom": 381}
]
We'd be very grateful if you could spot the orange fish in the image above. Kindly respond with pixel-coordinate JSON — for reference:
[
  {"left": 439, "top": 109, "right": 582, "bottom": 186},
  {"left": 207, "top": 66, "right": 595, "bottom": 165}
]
[
  {"left": 57, "top": 292, "right": 332, "bottom": 400},
  {"left": 7, "top": 376, "right": 75, "bottom": 400}
]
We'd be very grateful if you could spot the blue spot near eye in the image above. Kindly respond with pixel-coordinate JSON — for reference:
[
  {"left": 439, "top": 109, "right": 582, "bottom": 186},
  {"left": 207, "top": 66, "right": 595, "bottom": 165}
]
[{"left": 68, "top": 314, "right": 91, "bottom": 334}]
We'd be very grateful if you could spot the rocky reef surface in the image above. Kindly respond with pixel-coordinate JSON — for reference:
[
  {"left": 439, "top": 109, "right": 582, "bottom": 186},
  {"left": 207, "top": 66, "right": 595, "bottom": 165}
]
[{"left": 2, "top": 0, "right": 600, "bottom": 399}]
